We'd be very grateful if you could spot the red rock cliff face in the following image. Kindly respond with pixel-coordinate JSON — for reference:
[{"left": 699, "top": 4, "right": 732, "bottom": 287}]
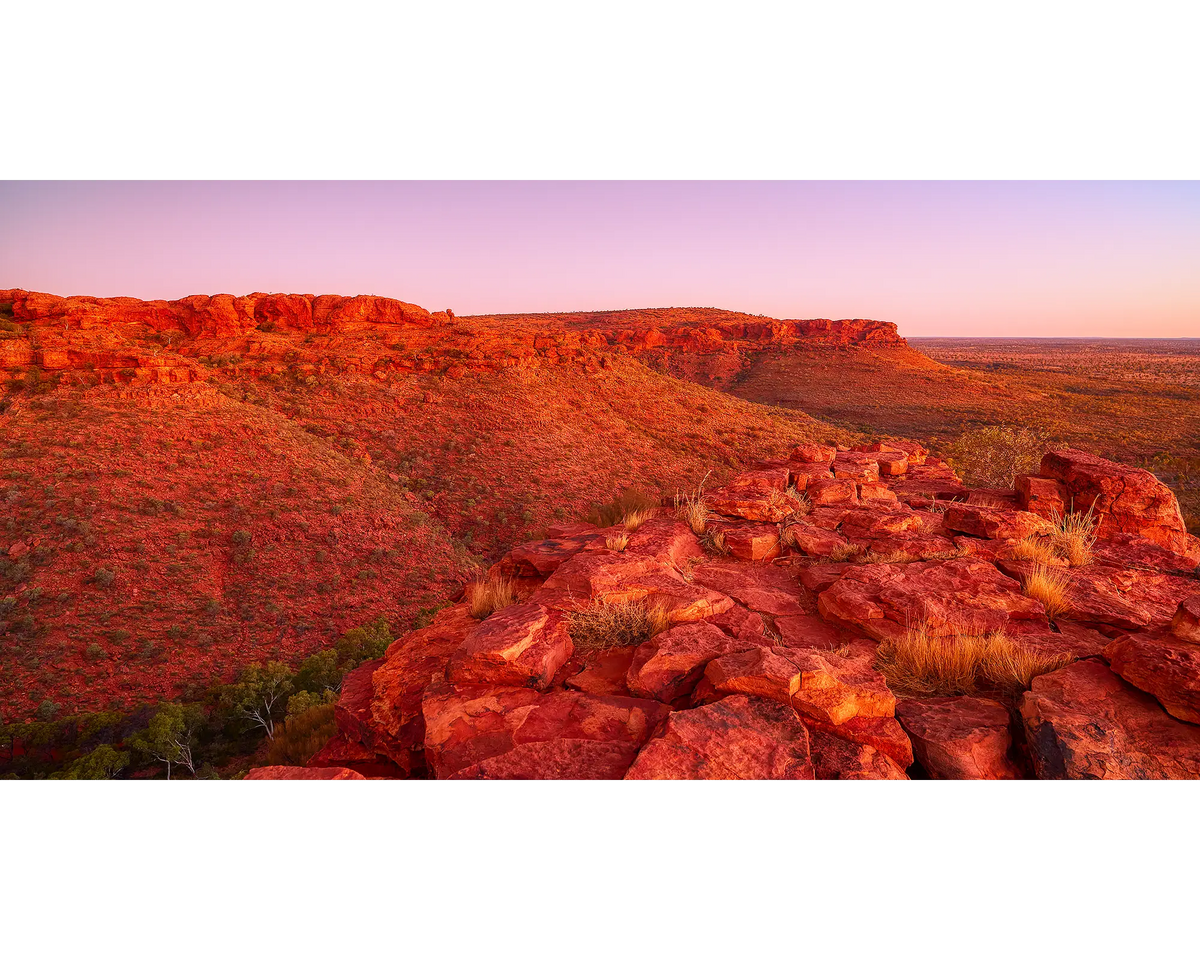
[
  {"left": 2, "top": 289, "right": 436, "bottom": 338},
  {"left": 0, "top": 291, "right": 908, "bottom": 390}
]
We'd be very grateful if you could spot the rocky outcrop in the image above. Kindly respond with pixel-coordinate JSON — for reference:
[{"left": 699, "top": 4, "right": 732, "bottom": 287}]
[
  {"left": 1020, "top": 449, "right": 1199, "bottom": 558},
  {"left": 1, "top": 289, "right": 436, "bottom": 338},
  {"left": 239, "top": 441, "right": 1200, "bottom": 780}
]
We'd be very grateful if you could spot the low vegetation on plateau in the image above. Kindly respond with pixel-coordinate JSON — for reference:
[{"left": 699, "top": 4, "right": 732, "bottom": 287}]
[
  {"left": 944, "top": 426, "right": 1045, "bottom": 488},
  {"left": 565, "top": 599, "right": 671, "bottom": 652},
  {"left": 876, "top": 619, "right": 1072, "bottom": 697}
]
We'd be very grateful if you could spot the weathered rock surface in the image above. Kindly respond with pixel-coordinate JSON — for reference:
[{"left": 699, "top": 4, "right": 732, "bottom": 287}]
[
  {"left": 446, "top": 602, "right": 573, "bottom": 689},
  {"left": 942, "top": 503, "right": 1053, "bottom": 541},
  {"left": 896, "top": 696, "right": 1020, "bottom": 779},
  {"left": 1019, "top": 661, "right": 1200, "bottom": 779},
  {"left": 818, "top": 558, "right": 1046, "bottom": 641},
  {"left": 1104, "top": 621, "right": 1200, "bottom": 724},
  {"left": 703, "top": 645, "right": 896, "bottom": 725},
  {"left": 421, "top": 684, "right": 670, "bottom": 779},
  {"left": 625, "top": 695, "right": 815, "bottom": 780},
  {"left": 627, "top": 621, "right": 756, "bottom": 702}
]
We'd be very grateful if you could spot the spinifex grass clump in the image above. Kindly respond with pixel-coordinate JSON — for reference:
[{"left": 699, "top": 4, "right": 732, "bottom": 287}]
[
  {"left": 621, "top": 507, "right": 657, "bottom": 532},
  {"left": 1022, "top": 563, "right": 1073, "bottom": 620},
  {"left": 1009, "top": 535, "right": 1059, "bottom": 565},
  {"left": 565, "top": 598, "right": 671, "bottom": 652},
  {"left": 673, "top": 472, "right": 711, "bottom": 535},
  {"left": 466, "top": 574, "right": 516, "bottom": 620},
  {"left": 605, "top": 532, "right": 629, "bottom": 551},
  {"left": 1050, "top": 504, "right": 1098, "bottom": 567},
  {"left": 876, "top": 618, "right": 1071, "bottom": 696},
  {"left": 767, "top": 485, "right": 810, "bottom": 518}
]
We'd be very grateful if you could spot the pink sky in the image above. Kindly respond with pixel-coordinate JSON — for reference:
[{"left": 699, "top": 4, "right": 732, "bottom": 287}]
[{"left": 1, "top": 181, "right": 1197, "bottom": 337}]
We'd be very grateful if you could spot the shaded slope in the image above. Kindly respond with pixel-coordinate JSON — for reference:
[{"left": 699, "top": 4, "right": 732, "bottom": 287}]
[{"left": 1, "top": 290, "right": 858, "bottom": 719}]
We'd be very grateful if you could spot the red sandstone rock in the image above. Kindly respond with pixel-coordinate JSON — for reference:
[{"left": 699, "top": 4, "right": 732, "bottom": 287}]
[
  {"left": 831, "top": 454, "right": 881, "bottom": 483},
  {"left": 782, "top": 522, "right": 849, "bottom": 558},
  {"left": 789, "top": 443, "right": 836, "bottom": 464},
  {"left": 1019, "top": 660, "right": 1200, "bottom": 779},
  {"left": 450, "top": 739, "right": 641, "bottom": 779},
  {"left": 1038, "top": 449, "right": 1191, "bottom": 553},
  {"left": 627, "top": 621, "right": 757, "bottom": 702},
  {"left": 721, "top": 523, "right": 782, "bottom": 562},
  {"left": 625, "top": 695, "right": 815, "bottom": 780},
  {"left": 689, "top": 560, "right": 809, "bottom": 618},
  {"left": 624, "top": 519, "right": 705, "bottom": 567},
  {"left": 817, "top": 558, "right": 1046, "bottom": 642},
  {"left": 1173, "top": 596, "right": 1200, "bottom": 642},
  {"left": 807, "top": 477, "right": 859, "bottom": 506},
  {"left": 773, "top": 613, "right": 849, "bottom": 650},
  {"left": 307, "top": 733, "right": 407, "bottom": 778},
  {"left": 896, "top": 696, "right": 1020, "bottom": 779},
  {"left": 942, "top": 503, "right": 1053, "bottom": 541},
  {"left": 446, "top": 602, "right": 573, "bottom": 689},
  {"left": 1015, "top": 475, "right": 1067, "bottom": 520},
  {"left": 1104, "top": 628, "right": 1200, "bottom": 723},
  {"left": 1050, "top": 562, "right": 1196, "bottom": 630},
  {"left": 1011, "top": 621, "right": 1111, "bottom": 661},
  {"left": 335, "top": 657, "right": 386, "bottom": 756},
  {"left": 788, "top": 461, "right": 835, "bottom": 490},
  {"left": 857, "top": 440, "right": 928, "bottom": 465},
  {"left": 497, "top": 534, "right": 603, "bottom": 578},
  {"left": 366, "top": 606, "right": 476, "bottom": 771},
  {"left": 708, "top": 469, "right": 796, "bottom": 522},
  {"left": 874, "top": 451, "right": 910, "bottom": 477},
  {"left": 703, "top": 645, "right": 896, "bottom": 725},
  {"left": 245, "top": 765, "right": 367, "bottom": 780},
  {"left": 533, "top": 552, "right": 732, "bottom": 622},
  {"left": 1093, "top": 533, "right": 1200, "bottom": 573},
  {"left": 858, "top": 481, "right": 899, "bottom": 503},
  {"left": 795, "top": 562, "right": 855, "bottom": 596},
  {"left": 807, "top": 730, "right": 909, "bottom": 779},
  {"left": 706, "top": 602, "right": 769, "bottom": 644},
  {"left": 802, "top": 713, "right": 913, "bottom": 767},
  {"left": 421, "top": 684, "right": 670, "bottom": 779},
  {"left": 563, "top": 647, "right": 637, "bottom": 696}
]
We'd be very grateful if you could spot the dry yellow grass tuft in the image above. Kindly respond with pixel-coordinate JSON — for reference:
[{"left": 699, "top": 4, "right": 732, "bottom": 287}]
[
  {"left": 605, "top": 531, "right": 629, "bottom": 552},
  {"left": 565, "top": 598, "right": 671, "bottom": 652},
  {"left": 862, "top": 548, "right": 912, "bottom": 565},
  {"left": 622, "top": 507, "right": 657, "bottom": 532},
  {"left": 466, "top": 575, "right": 517, "bottom": 620},
  {"left": 1050, "top": 505, "right": 1098, "bottom": 567},
  {"left": 1022, "top": 563, "right": 1073, "bottom": 619},
  {"left": 673, "top": 473, "right": 710, "bottom": 535},
  {"left": 767, "top": 485, "right": 809, "bottom": 517},
  {"left": 792, "top": 489, "right": 813, "bottom": 516},
  {"left": 1009, "top": 535, "right": 1059, "bottom": 565},
  {"left": 829, "top": 542, "right": 865, "bottom": 562},
  {"left": 876, "top": 618, "right": 1071, "bottom": 696}
]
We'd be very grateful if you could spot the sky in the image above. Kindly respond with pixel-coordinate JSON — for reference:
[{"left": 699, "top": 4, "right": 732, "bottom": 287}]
[{"left": 1, "top": 181, "right": 1197, "bottom": 337}]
